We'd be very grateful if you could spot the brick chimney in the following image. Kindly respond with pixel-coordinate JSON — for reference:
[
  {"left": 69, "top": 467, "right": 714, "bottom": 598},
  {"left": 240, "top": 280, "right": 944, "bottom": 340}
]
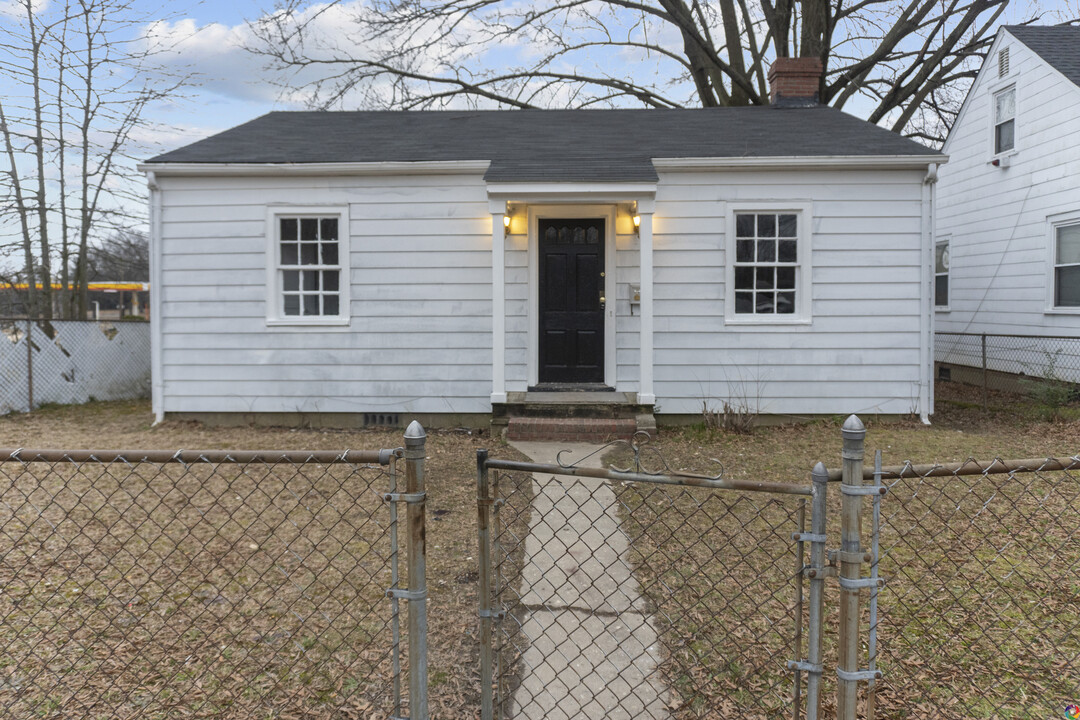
[{"left": 768, "top": 57, "right": 823, "bottom": 104}]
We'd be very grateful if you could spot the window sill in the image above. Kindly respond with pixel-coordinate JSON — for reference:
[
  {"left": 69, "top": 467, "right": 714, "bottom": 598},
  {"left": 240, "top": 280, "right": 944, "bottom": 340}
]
[
  {"left": 1044, "top": 307, "right": 1080, "bottom": 315},
  {"left": 724, "top": 316, "right": 812, "bottom": 327},
  {"left": 266, "top": 317, "right": 352, "bottom": 328},
  {"left": 935, "top": 307, "right": 950, "bottom": 313}
]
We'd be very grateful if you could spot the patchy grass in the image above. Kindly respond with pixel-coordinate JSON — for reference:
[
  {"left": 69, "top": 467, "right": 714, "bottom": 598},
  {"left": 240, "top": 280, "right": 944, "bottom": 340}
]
[
  {"left": 0, "top": 384, "right": 1076, "bottom": 719},
  {"left": 610, "top": 381, "right": 1080, "bottom": 719},
  {"left": 0, "top": 400, "right": 523, "bottom": 720}
]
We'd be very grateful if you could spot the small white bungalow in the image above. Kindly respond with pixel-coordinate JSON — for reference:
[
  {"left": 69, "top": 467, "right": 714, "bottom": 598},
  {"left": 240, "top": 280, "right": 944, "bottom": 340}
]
[
  {"left": 935, "top": 25, "right": 1080, "bottom": 383},
  {"left": 140, "top": 60, "right": 944, "bottom": 433}
]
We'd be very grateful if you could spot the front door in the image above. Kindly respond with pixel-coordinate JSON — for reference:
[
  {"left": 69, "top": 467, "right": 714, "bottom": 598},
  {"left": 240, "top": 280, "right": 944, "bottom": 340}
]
[{"left": 538, "top": 218, "right": 605, "bottom": 385}]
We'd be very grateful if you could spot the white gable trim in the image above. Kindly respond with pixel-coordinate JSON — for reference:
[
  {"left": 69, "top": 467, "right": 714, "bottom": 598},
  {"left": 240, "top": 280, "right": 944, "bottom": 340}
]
[{"left": 137, "top": 160, "right": 492, "bottom": 176}]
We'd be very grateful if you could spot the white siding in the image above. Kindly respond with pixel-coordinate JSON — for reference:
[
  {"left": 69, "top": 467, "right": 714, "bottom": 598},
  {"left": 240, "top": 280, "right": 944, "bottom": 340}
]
[
  {"left": 157, "top": 165, "right": 930, "bottom": 419},
  {"left": 157, "top": 173, "right": 494, "bottom": 415},
  {"left": 936, "top": 32, "right": 1080, "bottom": 337},
  {"left": 651, "top": 168, "right": 928, "bottom": 416}
]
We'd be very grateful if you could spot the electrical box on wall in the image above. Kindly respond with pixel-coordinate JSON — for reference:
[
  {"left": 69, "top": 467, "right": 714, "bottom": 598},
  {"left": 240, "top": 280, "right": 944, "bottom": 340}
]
[{"left": 629, "top": 284, "right": 641, "bottom": 314}]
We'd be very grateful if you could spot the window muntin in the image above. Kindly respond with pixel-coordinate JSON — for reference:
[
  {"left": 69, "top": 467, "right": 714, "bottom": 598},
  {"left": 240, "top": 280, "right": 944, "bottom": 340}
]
[
  {"left": 733, "top": 212, "right": 799, "bottom": 316},
  {"left": 935, "top": 238, "right": 950, "bottom": 308},
  {"left": 994, "top": 87, "right": 1015, "bottom": 154},
  {"left": 269, "top": 210, "right": 349, "bottom": 324},
  {"left": 1054, "top": 222, "right": 1080, "bottom": 308}
]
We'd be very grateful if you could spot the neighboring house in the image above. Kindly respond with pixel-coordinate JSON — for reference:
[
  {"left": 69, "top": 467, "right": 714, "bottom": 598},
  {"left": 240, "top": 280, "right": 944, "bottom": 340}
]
[
  {"left": 935, "top": 25, "right": 1080, "bottom": 382},
  {"left": 139, "top": 59, "right": 943, "bottom": 432}
]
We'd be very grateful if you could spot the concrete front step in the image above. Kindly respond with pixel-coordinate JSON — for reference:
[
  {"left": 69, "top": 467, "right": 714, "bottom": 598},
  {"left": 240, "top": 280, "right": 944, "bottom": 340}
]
[{"left": 507, "top": 417, "right": 643, "bottom": 442}]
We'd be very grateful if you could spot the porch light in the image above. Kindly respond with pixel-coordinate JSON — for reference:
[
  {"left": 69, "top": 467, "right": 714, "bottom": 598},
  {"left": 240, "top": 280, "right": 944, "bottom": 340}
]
[
  {"left": 503, "top": 213, "right": 511, "bottom": 236},
  {"left": 633, "top": 214, "right": 641, "bottom": 235}
]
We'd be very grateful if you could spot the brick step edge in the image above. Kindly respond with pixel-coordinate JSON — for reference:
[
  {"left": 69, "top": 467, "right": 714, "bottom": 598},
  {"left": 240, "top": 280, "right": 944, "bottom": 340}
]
[{"left": 506, "top": 417, "right": 639, "bottom": 442}]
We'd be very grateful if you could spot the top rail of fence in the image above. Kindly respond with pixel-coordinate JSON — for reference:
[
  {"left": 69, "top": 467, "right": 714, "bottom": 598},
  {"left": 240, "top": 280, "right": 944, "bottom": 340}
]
[
  {"left": 483, "top": 457, "right": 813, "bottom": 495},
  {"left": 824, "top": 455, "right": 1080, "bottom": 482},
  {"left": 0, "top": 447, "right": 397, "bottom": 465},
  {"left": 937, "top": 331, "right": 1080, "bottom": 342}
]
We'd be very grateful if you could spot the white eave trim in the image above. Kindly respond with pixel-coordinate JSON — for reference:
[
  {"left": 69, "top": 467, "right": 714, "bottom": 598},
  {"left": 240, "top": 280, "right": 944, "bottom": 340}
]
[
  {"left": 653, "top": 155, "right": 948, "bottom": 171},
  {"left": 486, "top": 182, "right": 657, "bottom": 204},
  {"left": 135, "top": 160, "right": 492, "bottom": 177}
]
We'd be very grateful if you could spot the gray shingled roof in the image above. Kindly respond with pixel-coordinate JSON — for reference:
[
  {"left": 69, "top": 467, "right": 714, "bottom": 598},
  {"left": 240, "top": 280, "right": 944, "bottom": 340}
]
[
  {"left": 1005, "top": 25, "right": 1080, "bottom": 88},
  {"left": 147, "top": 106, "right": 939, "bottom": 183}
]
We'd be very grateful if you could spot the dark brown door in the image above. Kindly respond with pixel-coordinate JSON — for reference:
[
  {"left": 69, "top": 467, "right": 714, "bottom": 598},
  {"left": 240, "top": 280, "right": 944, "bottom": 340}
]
[{"left": 538, "top": 218, "right": 605, "bottom": 384}]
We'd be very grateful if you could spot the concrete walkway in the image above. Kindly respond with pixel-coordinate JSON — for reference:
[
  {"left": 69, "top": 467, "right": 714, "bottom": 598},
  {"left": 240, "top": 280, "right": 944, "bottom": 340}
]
[{"left": 507, "top": 441, "right": 670, "bottom": 720}]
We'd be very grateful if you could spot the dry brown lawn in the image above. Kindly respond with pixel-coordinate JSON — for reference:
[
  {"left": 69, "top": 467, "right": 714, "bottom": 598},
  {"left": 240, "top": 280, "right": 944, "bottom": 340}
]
[{"left": 0, "top": 381, "right": 1076, "bottom": 719}]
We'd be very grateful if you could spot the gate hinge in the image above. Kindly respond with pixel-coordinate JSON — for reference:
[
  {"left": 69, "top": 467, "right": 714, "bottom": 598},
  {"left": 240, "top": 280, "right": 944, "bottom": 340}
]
[
  {"left": 386, "top": 588, "right": 427, "bottom": 600},
  {"left": 791, "top": 532, "right": 826, "bottom": 543},
  {"left": 787, "top": 659, "right": 822, "bottom": 675},
  {"left": 840, "top": 484, "right": 887, "bottom": 496},
  {"left": 838, "top": 576, "right": 886, "bottom": 590},
  {"left": 383, "top": 492, "right": 426, "bottom": 504},
  {"left": 837, "top": 667, "right": 882, "bottom": 682}
]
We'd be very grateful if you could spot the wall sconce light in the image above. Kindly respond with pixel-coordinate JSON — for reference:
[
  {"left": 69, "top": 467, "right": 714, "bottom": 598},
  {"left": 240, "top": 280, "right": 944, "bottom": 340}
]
[
  {"left": 633, "top": 214, "right": 641, "bottom": 236},
  {"left": 503, "top": 213, "right": 511, "bottom": 237}
]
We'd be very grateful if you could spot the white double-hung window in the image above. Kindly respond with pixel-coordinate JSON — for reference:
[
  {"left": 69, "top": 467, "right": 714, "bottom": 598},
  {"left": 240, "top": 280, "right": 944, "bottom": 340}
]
[
  {"left": 267, "top": 206, "right": 350, "bottom": 325},
  {"left": 1053, "top": 219, "right": 1080, "bottom": 309},
  {"left": 993, "top": 87, "right": 1016, "bottom": 155},
  {"left": 726, "top": 203, "right": 812, "bottom": 323}
]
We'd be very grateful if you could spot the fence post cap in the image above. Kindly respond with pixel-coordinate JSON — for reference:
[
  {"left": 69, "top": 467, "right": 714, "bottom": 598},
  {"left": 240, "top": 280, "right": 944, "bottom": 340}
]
[
  {"left": 841, "top": 414, "right": 866, "bottom": 437},
  {"left": 404, "top": 420, "right": 427, "bottom": 444},
  {"left": 811, "top": 461, "right": 828, "bottom": 481}
]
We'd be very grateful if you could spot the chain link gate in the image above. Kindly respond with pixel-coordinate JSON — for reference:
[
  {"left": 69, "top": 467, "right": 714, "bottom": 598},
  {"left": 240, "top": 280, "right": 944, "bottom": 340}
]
[
  {"left": 0, "top": 423, "right": 430, "bottom": 719},
  {"left": 476, "top": 436, "right": 826, "bottom": 720}
]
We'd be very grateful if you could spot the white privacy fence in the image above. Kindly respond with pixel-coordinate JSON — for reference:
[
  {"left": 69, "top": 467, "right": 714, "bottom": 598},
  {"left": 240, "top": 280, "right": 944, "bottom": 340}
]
[{"left": 0, "top": 319, "right": 150, "bottom": 414}]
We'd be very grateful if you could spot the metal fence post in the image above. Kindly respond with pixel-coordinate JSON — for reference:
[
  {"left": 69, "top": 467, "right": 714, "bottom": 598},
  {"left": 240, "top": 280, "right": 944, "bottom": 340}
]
[
  {"left": 981, "top": 333, "right": 988, "bottom": 411},
  {"left": 404, "top": 421, "right": 428, "bottom": 720},
  {"left": 26, "top": 319, "right": 33, "bottom": 411},
  {"left": 806, "top": 462, "right": 829, "bottom": 720},
  {"left": 477, "top": 449, "right": 494, "bottom": 720},
  {"left": 837, "top": 414, "right": 866, "bottom": 720}
]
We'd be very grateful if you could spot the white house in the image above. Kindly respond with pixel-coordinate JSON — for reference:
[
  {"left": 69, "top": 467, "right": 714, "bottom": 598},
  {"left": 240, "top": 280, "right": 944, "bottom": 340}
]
[
  {"left": 935, "top": 25, "right": 1080, "bottom": 383},
  {"left": 139, "top": 60, "right": 944, "bottom": 434}
]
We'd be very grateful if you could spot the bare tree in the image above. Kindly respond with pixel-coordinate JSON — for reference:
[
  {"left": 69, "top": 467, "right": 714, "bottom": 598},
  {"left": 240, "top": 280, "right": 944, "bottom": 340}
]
[
  {"left": 0, "top": 0, "right": 185, "bottom": 320},
  {"left": 86, "top": 229, "right": 149, "bottom": 282},
  {"left": 250, "top": 0, "right": 1075, "bottom": 142}
]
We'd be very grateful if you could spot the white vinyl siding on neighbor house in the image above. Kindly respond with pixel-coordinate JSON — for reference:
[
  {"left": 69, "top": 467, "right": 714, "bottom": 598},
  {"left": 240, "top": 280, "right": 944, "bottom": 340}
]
[{"left": 936, "top": 30, "right": 1080, "bottom": 337}]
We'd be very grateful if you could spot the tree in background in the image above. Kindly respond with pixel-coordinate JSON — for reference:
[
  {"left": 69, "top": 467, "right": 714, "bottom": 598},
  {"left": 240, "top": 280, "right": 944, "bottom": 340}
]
[
  {"left": 251, "top": 0, "right": 1075, "bottom": 143},
  {"left": 86, "top": 229, "right": 148, "bottom": 283},
  {"left": 0, "top": 0, "right": 183, "bottom": 320}
]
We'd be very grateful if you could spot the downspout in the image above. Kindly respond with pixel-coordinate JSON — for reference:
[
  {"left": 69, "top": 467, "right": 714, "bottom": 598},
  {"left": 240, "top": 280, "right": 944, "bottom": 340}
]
[
  {"left": 147, "top": 171, "right": 164, "bottom": 425},
  {"left": 920, "top": 163, "right": 938, "bottom": 425}
]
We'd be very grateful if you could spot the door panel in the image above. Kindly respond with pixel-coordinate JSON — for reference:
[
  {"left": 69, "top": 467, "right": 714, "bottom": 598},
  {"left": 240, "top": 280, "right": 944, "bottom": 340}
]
[{"left": 538, "top": 218, "right": 605, "bottom": 384}]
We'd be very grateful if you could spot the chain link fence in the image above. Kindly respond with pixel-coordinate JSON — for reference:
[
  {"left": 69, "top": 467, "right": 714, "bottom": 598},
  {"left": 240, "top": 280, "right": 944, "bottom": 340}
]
[
  {"left": 936, "top": 331, "right": 1080, "bottom": 399},
  {"left": 0, "top": 318, "right": 150, "bottom": 414},
  {"left": 477, "top": 446, "right": 816, "bottom": 720},
  {"left": 0, "top": 440, "right": 429, "bottom": 719},
  {"left": 869, "top": 454, "right": 1080, "bottom": 719}
]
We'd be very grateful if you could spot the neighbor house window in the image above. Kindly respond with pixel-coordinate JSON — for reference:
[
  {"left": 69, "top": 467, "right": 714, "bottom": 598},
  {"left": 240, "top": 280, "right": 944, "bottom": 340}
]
[
  {"left": 935, "top": 238, "right": 950, "bottom": 308},
  {"left": 1054, "top": 221, "right": 1080, "bottom": 308},
  {"left": 727, "top": 205, "right": 811, "bottom": 322},
  {"left": 994, "top": 87, "right": 1015, "bottom": 154},
  {"left": 267, "top": 207, "right": 350, "bottom": 325}
]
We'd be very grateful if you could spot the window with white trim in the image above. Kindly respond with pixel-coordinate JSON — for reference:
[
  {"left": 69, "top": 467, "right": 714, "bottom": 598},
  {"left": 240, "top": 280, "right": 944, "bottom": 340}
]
[
  {"left": 728, "top": 208, "right": 810, "bottom": 321},
  {"left": 935, "top": 237, "right": 950, "bottom": 308},
  {"left": 994, "top": 87, "right": 1015, "bottom": 154},
  {"left": 268, "top": 208, "right": 350, "bottom": 325},
  {"left": 1054, "top": 221, "right": 1080, "bottom": 308}
]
